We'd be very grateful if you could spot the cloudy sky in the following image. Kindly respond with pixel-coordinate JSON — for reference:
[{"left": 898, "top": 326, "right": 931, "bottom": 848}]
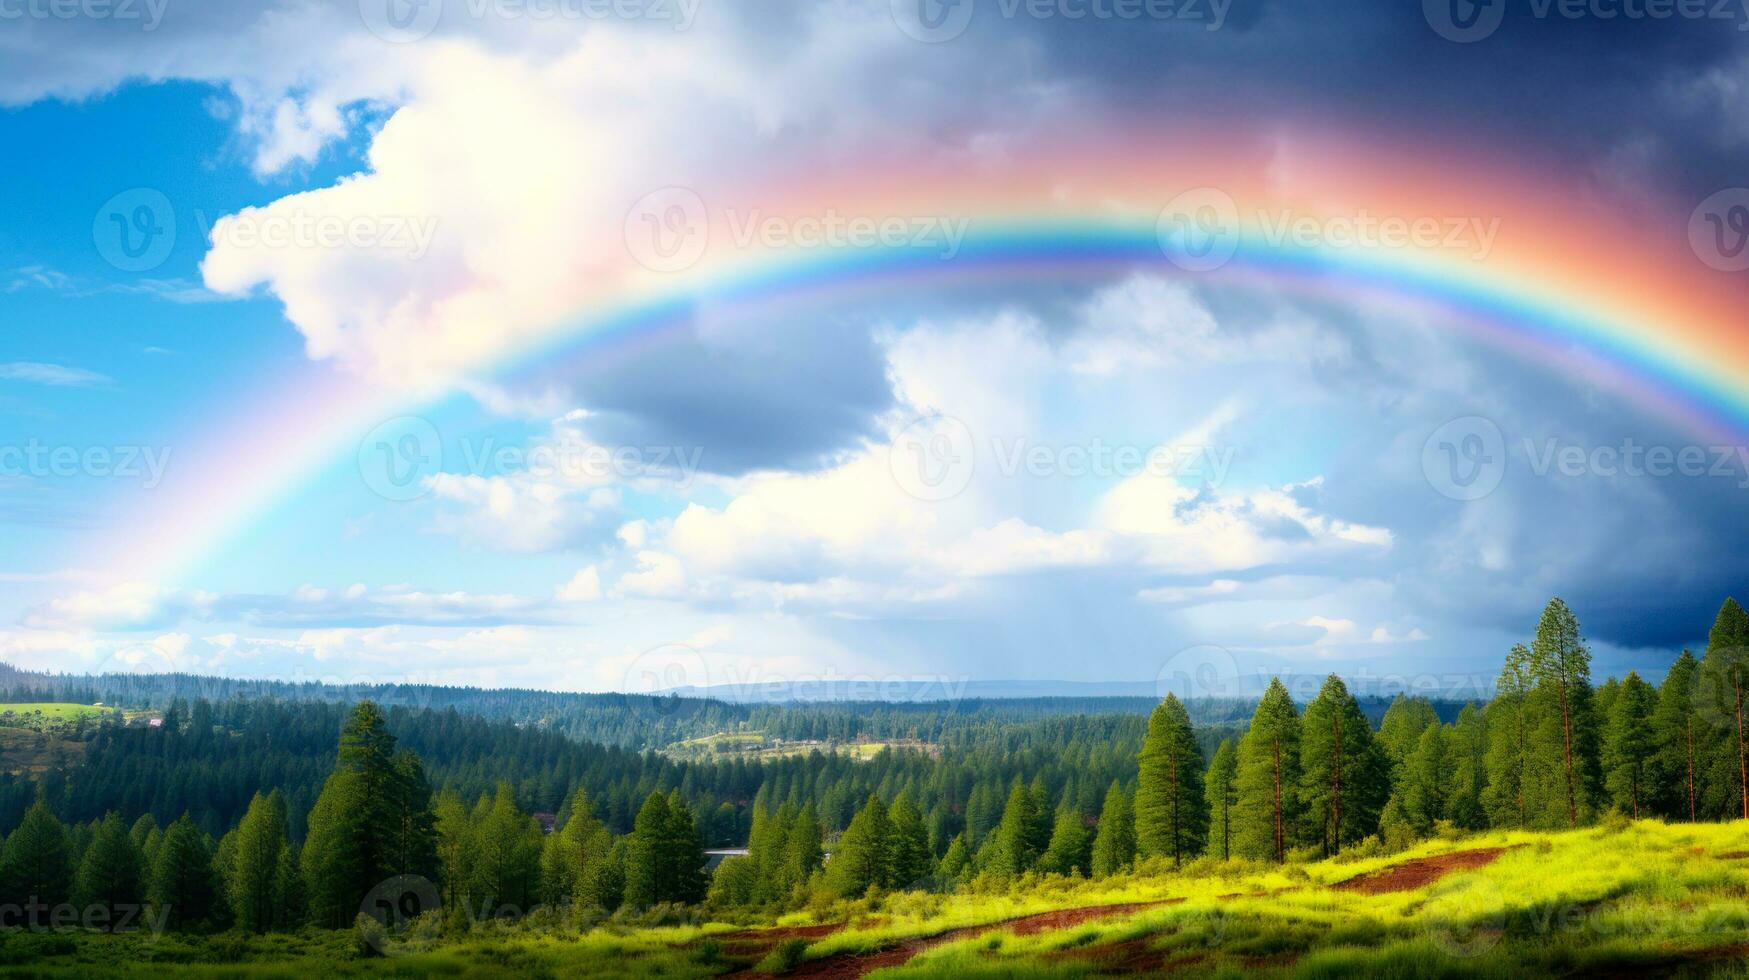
[{"left": 2, "top": 0, "right": 1748, "bottom": 696}]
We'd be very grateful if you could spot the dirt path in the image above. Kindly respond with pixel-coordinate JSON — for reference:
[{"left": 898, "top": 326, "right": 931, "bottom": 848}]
[
  {"left": 761, "top": 899, "right": 1182, "bottom": 978},
  {"left": 718, "top": 922, "right": 845, "bottom": 959},
  {"left": 1334, "top": 846, "right": 1512, "bottom": 894}
]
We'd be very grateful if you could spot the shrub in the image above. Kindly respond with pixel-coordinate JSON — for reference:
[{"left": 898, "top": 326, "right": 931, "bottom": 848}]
[{"left": 758, "top": 937, "right": 811, "bottom": 974}]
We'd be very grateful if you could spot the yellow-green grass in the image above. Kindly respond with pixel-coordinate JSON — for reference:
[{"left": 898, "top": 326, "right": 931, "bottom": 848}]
[
  {"left": 868, "top": 820, "right": 1749, "bottom": 978},
  {"left": 5, "top": 821, "right": 1747, "bottom": 977},
  {"left": 0, "top": 703, "right": 110, "bottom": 725}
]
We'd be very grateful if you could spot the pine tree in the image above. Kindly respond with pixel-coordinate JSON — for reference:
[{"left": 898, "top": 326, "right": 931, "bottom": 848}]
[
  {"left": 300, "top": 702, "right": 438, "bottom": 927},
  {"left": 1447, "top": 704, "right": 1489, "bottom": 830},
  {"left": 0, "top": 798, "right": 72, "bottom": 923},
  {"left": 662, "top": 790, "right": 707, "bottom": 905},
  {"left": 541, "top": 788, "right": 602, "bottom": 906},
  {"left": 1483, "top": 644, "right": 1534, "bottom": 827},
  {"left": 938, "top": 833, "right": 971, "bottom": 884},
  {"left": 231, "top": 790, "right": 295, "bottom": 932},
  {"left": 885, "top": 793, "right": 933, "bottom": 889},
  {"left": 433, "top": 792, "right": 474, "bottom": 912},
  {"left": 1402, "top": 724, "right": 1455, "bottom": 833},
  {"left": 1526, "top": 597, "right": 1600, "bottom": 827},
  {"left": 1299, "top": 675, "right": 1390, "bottom": 855},
  {"left": 1204, "top": 739, "right": 1238, "bottom": 860},
  {"left": 1652, "top": 650, "right": 1701, "bottom": 821},
  {"left": 1089, "top": 781, "right": 1136, "bottom": 878},
  {"left": 1135, "top": 693, "right": 1207, "bottom": 867},
  {"left": 470, "top": 784, "right": 542, "bottom": 914},
  {"left": 149, "top": 813, "right": 217, "bottom": 929},
  {"left": 624, "top": 791, "right": 671, "bottom": 909},
  {"left": 986, "top": 781, "right": 1042, "bottom": 879},
  {"left": 1603, "top": 672, "right": 1657, "bottom": 818},
  {"left": 788, "top": 805, "right": 824, "bottom": 886},
  {"left": 1038, "top": 806, "right": 1091, "bottom": 876},
  {"left": 72, "top": 811, "right": 142, "bottom": 926},
  {"left": 824, "top": 794, "right": 889, "bottom": 897},
  {"left": 1377, "top": 694, "right": 1440, "bottom": 772},
  {"left": 1698, "top": 597, "right": 1749, "bottom": 820},
  {"left": 1233, "top": 679, "right": 1301, "bottom": 861}
]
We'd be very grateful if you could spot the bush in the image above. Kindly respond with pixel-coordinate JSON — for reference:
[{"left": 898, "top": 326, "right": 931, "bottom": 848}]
[{"left": 758, "top": 937, "right": 811, "bottom": 974}]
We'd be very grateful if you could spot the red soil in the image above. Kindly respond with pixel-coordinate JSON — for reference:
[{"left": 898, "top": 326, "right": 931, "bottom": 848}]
[
  {"left": 769, "top": 899, "right": 1183, "bottom": 979},
  {"left": 1334, "top": 846, "right": 1512, "bottom": 894}
]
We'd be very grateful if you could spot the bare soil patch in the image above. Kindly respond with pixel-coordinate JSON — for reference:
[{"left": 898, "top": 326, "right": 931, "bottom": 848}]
[
  {"left": 1334, "top": 846, "right": 1512, "bottom": 894},
  {"left": 765, "top": 899, "right": 1183, "bottom": 978}
]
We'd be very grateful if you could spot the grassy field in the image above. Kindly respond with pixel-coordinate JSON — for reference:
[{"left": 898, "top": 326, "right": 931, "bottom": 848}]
[
  {"left": 0, "top": 703, "right": 111, "bottom": 727},
  {"left": 4, "top": 819, "right": 1747, "bottom": 977},
  {"left": 0, "top": 703, "right": 115, "bottom": 774},
  {"left": 662, "top": 732, "right": 939, "bottom": 763}
]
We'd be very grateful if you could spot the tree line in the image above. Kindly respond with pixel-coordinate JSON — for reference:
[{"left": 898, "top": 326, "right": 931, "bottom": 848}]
[{"left": 1, "top": 595, "right": 1743, "bottom": 927}]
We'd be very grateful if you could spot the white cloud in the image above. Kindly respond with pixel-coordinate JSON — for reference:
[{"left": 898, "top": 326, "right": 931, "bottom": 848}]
[
  {"left": 555, "top": 566, "right": 603, "bottom": 602},
  {"left": 0, "top": 362, "right": 111, "bottom": 387}
]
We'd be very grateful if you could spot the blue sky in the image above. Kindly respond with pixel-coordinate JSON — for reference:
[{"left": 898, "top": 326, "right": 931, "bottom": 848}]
[{"left": 3, "top": 1, "right": 1748, "bottom": 696}]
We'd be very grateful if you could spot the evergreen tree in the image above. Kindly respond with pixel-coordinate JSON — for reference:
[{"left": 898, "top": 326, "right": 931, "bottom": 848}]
[
  {"left": 1088, "top": 781, "right": 1135, "bottom": 878},
  {"left": 230, "top": 790, "right": 295, "bottom": 932},
  {"left": 1447, "top": 704, "right": 1489, "bottom": 830},
  {"left": 1135, "top": 693, "right": 1207, "bottom": 867},
  {"left": 663, "top": 790, "right": 707, "bottom": 905},
  {"left": 149, "top": 813, "right": 217, "bottom": 930},
  {"left": 1233, "top": 679, "right": 1301, "bottom": 861},
  {"left": 624, "top": 791, "right": 670, "bottom": 909},
  {"left": 938, "top": 833, "right": 971, "bottom": 883},
  {"left": 72, "top": 811, "right": 142, "bottom": 926},
  {"left": 0, "top": 798, "right": 72, "bottom": 923},
  {"left": 1299, "top": 675, "right": 1390, "bottom": 855},
  {"left": 469, "top": 784, "right": 542, "bottom": 915},
  {"left": 824, "top": 794, "right": 889, "bottom": 897},
  {"left": 885, "top": 793, "right": 933, "bottom": 889},
  {"left": 781, "top": 806, "right": 823, "bottom": 898},
  {"left": 1526, "top": 598, "right": 1600, "bottom": 827},
  {"left": 300, "top": 702, "right": 438, "bottom": 927},
  {"left": 541, "top": 788, "right": 602, "bottom": 906},
  {"left": 985, "top": 781, "right": 1042, "bottom": 878},
  {"left": 1483, "top": 644, "right": 1535, "bottom": 827},
  {"left": 1377, "top": 694, "right": 1440, "bottom": 772},
  {"left": 433, "top": 792, "right": 474, "bottom": 912},
  {"left": 1402, "top": 724, "right": 1455, "bottom": 834},
  {"left": 1603, "top": 672, "right": 1657, "bottom": 818},
  {"left": 1038, "top": 806, "right": 1091, "bottom": 876},
  {"left": 1697, "top": 597, "right": 1749, "bottom": 820},
  {"left": 1204, "top": 739, "right": 1238, "bottom": 860},
  {"left": 1653, "top": 650, "right": 1701, "bottom": 821}
]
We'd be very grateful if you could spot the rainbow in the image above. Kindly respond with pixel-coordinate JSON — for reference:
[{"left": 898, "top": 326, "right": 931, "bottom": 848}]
[{"left": 99, "top": 131, "right": 1749, "bottom": 588}]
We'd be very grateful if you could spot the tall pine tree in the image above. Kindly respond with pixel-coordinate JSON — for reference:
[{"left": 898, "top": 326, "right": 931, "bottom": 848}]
[{"left": 1135, "top": 693, "right": 1207, "bottom": 867}]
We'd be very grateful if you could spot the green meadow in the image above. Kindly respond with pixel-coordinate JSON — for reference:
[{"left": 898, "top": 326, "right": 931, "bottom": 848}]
[{"left": 5, "top": 818, "right": 1745, "bottom": 978}]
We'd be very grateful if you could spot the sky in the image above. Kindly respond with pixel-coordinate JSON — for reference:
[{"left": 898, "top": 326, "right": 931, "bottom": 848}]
[{"left": 2, "top": 0, "right": 1749, "bottom": 698}]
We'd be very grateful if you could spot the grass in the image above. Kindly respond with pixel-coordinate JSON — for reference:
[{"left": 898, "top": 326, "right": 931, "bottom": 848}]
[
  {"left": 4, "top": 820, "right": 1747, "bottom": 977},
  {"left": 0, "top": 703, "right": 112, "bottom": 726}
]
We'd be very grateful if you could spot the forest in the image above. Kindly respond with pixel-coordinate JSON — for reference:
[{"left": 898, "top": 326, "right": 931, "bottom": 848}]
[{"left": 0, "top": 595, "right": 1744, "bottom": 972}]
